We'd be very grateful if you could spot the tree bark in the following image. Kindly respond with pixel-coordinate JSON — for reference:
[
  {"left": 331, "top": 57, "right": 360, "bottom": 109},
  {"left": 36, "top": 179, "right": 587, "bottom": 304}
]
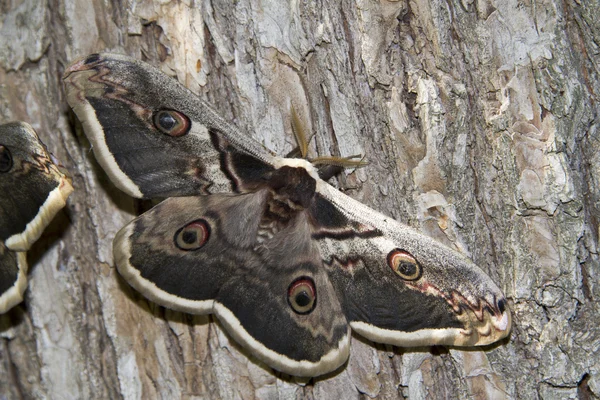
[{"left": 1, "top": 0, "right": 599, "bottom": 399}]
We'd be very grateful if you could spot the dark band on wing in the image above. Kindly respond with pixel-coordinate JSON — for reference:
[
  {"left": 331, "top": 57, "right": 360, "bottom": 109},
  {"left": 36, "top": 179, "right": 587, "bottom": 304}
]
[
  {"left": 309, "top": 194, "right": 382, "bottom": 239},
  {"left": 209, "top": 128, "right": 275, "bottom": 193},
  {"left": 323, "top": 256, "right": 363, "bottom": 270}
]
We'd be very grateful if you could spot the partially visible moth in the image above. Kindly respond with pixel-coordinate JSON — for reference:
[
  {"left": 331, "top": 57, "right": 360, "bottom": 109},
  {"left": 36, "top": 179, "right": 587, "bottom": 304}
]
[
  {"left": 0, "top": 122, "right": 73, "bottom": 313},
  {"left": 63, "top": 53, "right": 511, "bottom": 377}
]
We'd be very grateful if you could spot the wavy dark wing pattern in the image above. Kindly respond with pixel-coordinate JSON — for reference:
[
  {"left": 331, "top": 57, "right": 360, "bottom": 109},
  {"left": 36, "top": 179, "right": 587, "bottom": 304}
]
[
  {"left": 312, "top": 182, "right": 511, "bottom": 347},
  {"left": 63, "top": 53, "right": 278, "bottom": 199},
  {"left": 0, "top": 122, "right": 73, "bottom": 313},
  {"left": 114, "top": 194, "right": 349, "bottom": 377}
]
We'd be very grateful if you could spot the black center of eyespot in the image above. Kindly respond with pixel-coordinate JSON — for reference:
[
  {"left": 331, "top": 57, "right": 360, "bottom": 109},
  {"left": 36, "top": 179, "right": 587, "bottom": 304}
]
[
  {"left": 398, "top": 261, "right": 417, "bottom": 277},
  {"left": 158, "top": 112, "right": 177, "bottom": 130},
  {"left": 295, "top": 291, "right": 311, "bottom": 308},
  {"left": 0, "top": 145, "right": 13, "bottom": 173},
  {"left": 181, "top": 230, "right": 197, "bottom": 245}
]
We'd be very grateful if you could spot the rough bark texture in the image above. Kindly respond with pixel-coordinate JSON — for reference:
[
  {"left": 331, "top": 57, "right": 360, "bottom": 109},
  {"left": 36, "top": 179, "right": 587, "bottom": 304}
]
[{"left": 1, "top": 0, "right": 599, "bottom": 399}]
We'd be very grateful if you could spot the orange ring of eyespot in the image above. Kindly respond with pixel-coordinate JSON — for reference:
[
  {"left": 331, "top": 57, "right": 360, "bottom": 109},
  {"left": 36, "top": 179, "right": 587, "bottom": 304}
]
[
  {"left": 0, "top": 145, "right": 12, "bottom": 173},
  {"left": 287, "top": 277, "right": 317, "bottom": 315},
  {"left": 174, "top": 219, "right": 210, "bottom": 251},
  {"left": 387, "top": 249, "right": 422, "bottom": 281},
  {"left": 153, "top": 109, "right": 191, "bottom": 137}
]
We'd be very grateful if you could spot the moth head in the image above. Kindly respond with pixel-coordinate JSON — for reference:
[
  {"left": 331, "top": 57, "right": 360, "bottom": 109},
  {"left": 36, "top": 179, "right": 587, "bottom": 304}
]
[
  {"left": 0, "top": 145, "right": 13, "bottom": 172},
  {"left": 387, "top": 249, "right": 422, "bottom": 281},
  {"left": 174, "top": 219, "right": 210, "bottom": 250},
  {"left": 287, "top": 276, "right": 317, "bottom": 314},
  {"left": 153, "top": 109, "right": 191, "bottom": 137}
]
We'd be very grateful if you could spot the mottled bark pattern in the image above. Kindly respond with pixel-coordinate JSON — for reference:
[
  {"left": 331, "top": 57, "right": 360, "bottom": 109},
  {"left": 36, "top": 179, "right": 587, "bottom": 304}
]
[{"left": 0, "top": 0, "right": 598, "bottom": 399}]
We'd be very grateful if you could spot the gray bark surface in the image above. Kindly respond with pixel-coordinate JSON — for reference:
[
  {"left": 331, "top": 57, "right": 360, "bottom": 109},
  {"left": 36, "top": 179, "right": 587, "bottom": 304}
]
[{"left": 0, "top": 0, "right": 598, "bottom": 399}]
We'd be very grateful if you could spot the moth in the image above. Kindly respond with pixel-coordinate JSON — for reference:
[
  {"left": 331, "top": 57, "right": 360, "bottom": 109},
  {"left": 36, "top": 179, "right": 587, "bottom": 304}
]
[
  {"left": 0, "top": 122, "right": 73, "bottom": 313},
  {"left": 63, "top": 53, "right": 510, "bottom": 377}
]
